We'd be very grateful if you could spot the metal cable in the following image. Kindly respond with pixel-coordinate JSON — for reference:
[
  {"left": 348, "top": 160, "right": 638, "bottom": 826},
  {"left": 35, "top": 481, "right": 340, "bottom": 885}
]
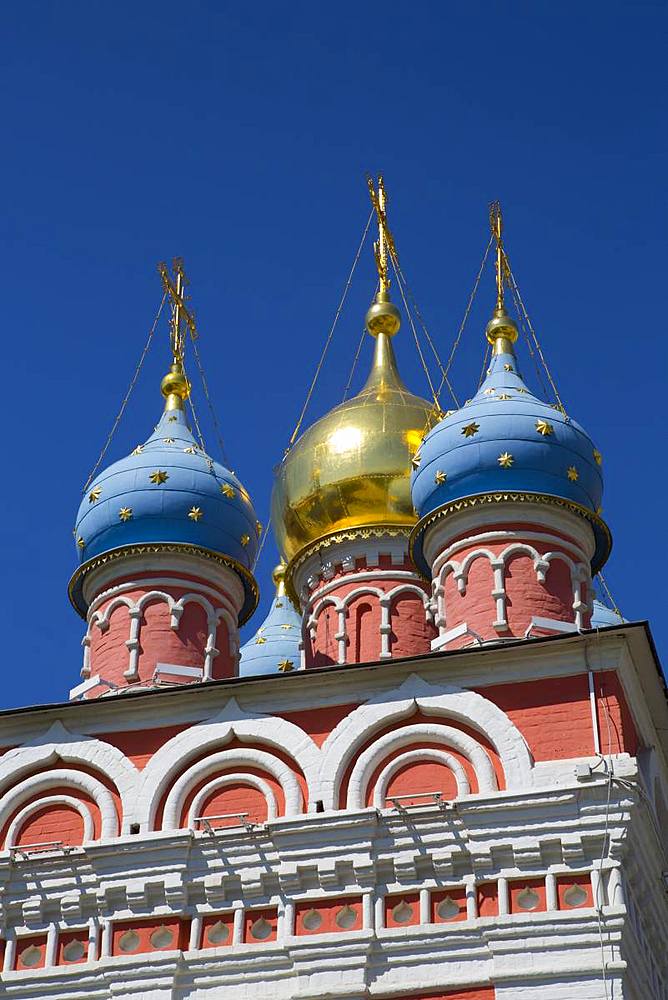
[
  {"left": 342, "top": 327, "right": 368, "bottom": 401},
  {"left": 504, "top": 253, "right": 567, "bottom": 413},
  {"left": 597, "top": 572, "right": 623, "bottom": 618},
  {"left": 389, "top": 253, "right": 440, "bottom": 407},
  {"left": 189, "top": 334, "right": 230, "bottom": 466},
  {"left": 82, "top": 293, "right": 167, "bottom": 492},
  {"left": 477, "top": 340, "right": 491, "bottom": 390},
  {"left": 439, "top": 235, "right": 494, "bottom": 400},
  {"left": 286, "top": 209, "right": 374, "bottom": 452}
]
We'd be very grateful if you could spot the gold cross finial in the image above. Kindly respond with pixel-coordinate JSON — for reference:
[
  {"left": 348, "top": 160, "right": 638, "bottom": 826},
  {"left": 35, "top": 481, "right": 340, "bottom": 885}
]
[
  {"left": 157, "top": 258, "right": 198, "bottom": 410},
  {"left": 489, "top": 201, "right": 508, "bottom": 311},
  {"left": 367, "top": 174, "right": 399, "bottom": 295}
]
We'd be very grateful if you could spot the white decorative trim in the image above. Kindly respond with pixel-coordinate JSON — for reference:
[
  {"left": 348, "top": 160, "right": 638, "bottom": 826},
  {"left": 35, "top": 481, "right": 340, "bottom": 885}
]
[
  {"left": 5, "top": 794, "right": 95, "bottom": 848},
  {"left": 347, "top": 723, "right": 496, "bottom": 809},
  {"left": 0, "top": 769, "right": 117, "bottom": 840},
  {"left": 0, "top": 722, "right": 138, "bottom": 834},
  {"left": 188, "top": 772, "right": 278, "bottom": 827},
  {"left": 430, "top": 621, "right": 483, "bottom": 652},
  {"left": 137, "top": 699, "right": 320, "bottom": 829},
  {"left": 372, "top": 748, "right": 471, "bottom": 808},
  {"left": 525, "top": 616, "right": 579, "bottom": 637},
  {"left": 318, "top": 674, "right": 533, "bottom": 807},
  {"left": 162, "top": 749, "right": 300, "bottom": 829}
]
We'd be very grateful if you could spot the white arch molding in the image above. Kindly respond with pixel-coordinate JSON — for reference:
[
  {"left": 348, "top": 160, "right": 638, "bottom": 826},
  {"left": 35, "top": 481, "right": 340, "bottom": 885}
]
[
  {"left": 347, "top": 724, "right": 496, "bottom": 810},
  {"left": 5, "top": 794, "right": 95, "bottom": 848},
  {"left": 372, "top": 748, "right": 471, "bottom": 809},
  {"left": 318, "top": 674, "right": 533, "bottom": 808},
  {"left": 0, "top": 770, "right": 117, "bottom": 841},
  {"left": 137, "top": 699, "right": 321, "bottom": 828},
  {"left": 188, "top": 772, "right": 278, "bottom": 827}
]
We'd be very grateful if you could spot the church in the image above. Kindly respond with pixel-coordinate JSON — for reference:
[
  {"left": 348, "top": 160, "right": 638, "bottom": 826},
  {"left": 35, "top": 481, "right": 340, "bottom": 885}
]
[{"left": 0, "top": 179, "right": 666, "bottom": 1000}]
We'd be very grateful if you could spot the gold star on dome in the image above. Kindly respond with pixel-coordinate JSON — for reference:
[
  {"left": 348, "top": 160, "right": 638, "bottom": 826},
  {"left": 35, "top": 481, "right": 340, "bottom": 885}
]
[
  {"left": 280, "top": 623, "right": 293, "bottom": 630},
  {"left": 184, "top": 446, "right": 198, "bottom": 455},
  {"left": 188, "top": 506, "right": 203, "bottom": 521},
  {"left": 150, "top": 470, "right": 169, "bottom": 484},
  {"left": 131, "top": 444, "right": 143, "bottom": 456},
  {"left": 220, "top": 483, "right": 235, "bottom": 498},
  {"left": 118, "top": 507, "right": 133, "bottom": 522},
  {"left": 77, "top": 537, "right": 85, "bottom": 549},
  {"left": 497, "top": 393, "right": 512, "bottom": 400},
  {"left": 163, "top": 437, "right": 175, "bottom": 444},
  {"left": 167, "top": 415, "right": 178, "bottom": 423},
  {"left": 567, "top": 466, "right": 579, "bottom": 481},
  {"left": 255, "top": 636, "right": 267, "bottom": 645},
  {"left": 434, "top": 470, "right": 447, "bottom": 485},
  {"left": 498, "top": 452, "right": 514, "bottom": 468},
  {"left": 535, "top": 419, "right": 554, "bottom": 437},
  {"left": 593, "top": 449, "right": 602, "bottom": 466},
  {"left": 483, "top": 388, "right": 496, "bottom": 396},
  {"left": 88, "top": 486, "right": 102, "bottom": 503},
  {"left": 462, "top": 421, "right": 480, "bottom": 438},
  {"left": 278, "top": 659, "right": 294, "bottom": 672},
  {"left": 241, "top": 533, "right": 250, "bottom": 546},
  {"left": 411, "top": 452, "right": 422, "bottom": 469},
  {"left": 503, "top": 363, "right": 514, "bottom": 372},
  {"left": 486, "top": 368, "right": 492, "bottom": 376},
  {"left": 596, "top": 505, "right": 603, "bottom": 515},
  {"left": 256, "top": 520, "right": 263, "bottom": 536},
  {"left": 517, "top": 387, "right": 529, "bottom": 393}
]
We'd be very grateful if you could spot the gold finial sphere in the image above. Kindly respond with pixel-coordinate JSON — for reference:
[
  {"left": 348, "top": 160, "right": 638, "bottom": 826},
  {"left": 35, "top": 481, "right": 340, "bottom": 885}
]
[
  {"left": 272, "top": 562, "right": 287, "bottom": 587},
  {"left": 365, "top": 292, "right": 401, "bottom": 338},
  {"left": 485, "top": 306, "right": 519, "bottom": 346},
  {"left": 160, "top": 362, "right": 191, "bottom": 402}
]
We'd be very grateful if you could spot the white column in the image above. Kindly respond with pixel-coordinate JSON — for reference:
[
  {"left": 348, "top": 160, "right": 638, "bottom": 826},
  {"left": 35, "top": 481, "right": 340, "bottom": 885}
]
[
  {"left": 362, "top": 893, "right": 373, "bottom": 930},
  {"left": 124, "top": 608, "right": 142, "bottom": 679},
  {"left": 591, "top": 869, "right": 604, "bottom": 910},
  {"left": 608, "top": 866, "right": 624, "bottom": 907},
  {"left": 419, "top": 888, "right": 430, "bottom": 924},
  {"left": 189, "top": 915, "right": 202, "bottom": 951},
  {"left": 336, "top": 609, "right": 347, "bottom": 665},
  {"left": 379, "top": 598, "right": 392, "bottom": 659},
  {"left": 545, "top": 873, "right": 558, "bottom": 911},
  {"left": 232, "top": 907, "right": 244, "bottom": 945},
  {"left": 374, "top": 894, "right": 385, "bottom": 931},
  {"left": 45, "top": 923, "right": 58, "bottom": 967},
  {"left": 498, "top": 877, "right": 509, "bottom": 916},
  {"left": 100, "top": 921, "right": 112, "bottom": 958},
  {"left": 282, "top": 901, "right": 295, "bottom": 938},
  {"left": 491, "top": 560, "right": 507, "bottom": 631},
  {"left": 465, "top": 876, "right": 477, "bottom": 920},
  {"left": 3, "top": 932, "right": 16, "bottom": 973},
  {"left": 87, "top": 919, "right": 99, "bottom": 962}
]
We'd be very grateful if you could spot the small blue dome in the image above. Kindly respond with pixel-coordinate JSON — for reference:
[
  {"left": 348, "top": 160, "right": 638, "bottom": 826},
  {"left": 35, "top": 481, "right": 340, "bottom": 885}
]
[
  {"left": 590, "top": 599, "right": 625, "bottom": 628},
  {"left": 239, "top": 565, "right": 301, "bottom": 676},
  {"left": 411, "top": 314, "right": 609, "bottom": 574},
  {"left": 72, "top": 402, "right": 261, "bottom": 619}
]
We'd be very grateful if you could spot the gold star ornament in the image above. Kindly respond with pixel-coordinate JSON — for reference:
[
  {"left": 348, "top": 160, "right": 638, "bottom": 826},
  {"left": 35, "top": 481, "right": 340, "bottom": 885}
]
[
  {"left": 241, "top": 533, "right": 250, "bottom": 546},
  {"left": 255, "top": 635, "right": 267, "bottom": 645},
  {"left": 411, "top": 452, "right": 422, "bottom": 470},
  {"left": 220, "top": 483, "right": 235, "bottom": 498},
  {"left": 184, "top": 446, "right": 198, "bottom": 455},
  {"left": 567, "top": 466, "right": 579, "bottom": 481},
  {"left": 497, "top": 393, "right": 512, "bottom": 401},
  {"left": 255, "top": 520, "right": 263, "bottom": 536},
  {"left": 503, "top": 363, "right": 514, "bottom": 372},
  {"left": 119, "top": 507, "right": 133, "bottom": 522},
  {"left": 278, "top": 659, "right": 294, "bottom": 672},
  {"left": 434, "top": 470, "right": 447, "bottom": 485},
  {"left": 280, "top": 623, "right": 293, "bottom": 631},
  {"left": 88, "top": 486, "right": 102, "bottom": 503},
  {"left": 593, "top": 449, "right": 602, "bottom": 466},
  {"left": 150, "top": 470, "right": 169, "bottom": 485},
  {"left": 461, "top": 422, "right": 480, "bottom": 438},
  {"left": 535, "top": 419, "right": 554, "bottom": 437},
  {"left": 188, "top": 506, "right": 203, "bottom": 521},
  {"left": 77, "top": 537, "right": 85, "bottom": 549},
  {"left": 131, "top": 444, "right": 143, "bottom": 456},
  {"left": 163, "top": 437, "right": 175, "bottom": 444},
  {"left": 498, "top": 452, "right": 514, "bottom": 468}
]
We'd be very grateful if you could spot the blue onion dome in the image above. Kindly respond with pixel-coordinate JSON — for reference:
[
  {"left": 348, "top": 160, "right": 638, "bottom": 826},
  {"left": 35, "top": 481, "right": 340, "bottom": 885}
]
[
  {"left": 411, "top": 305, "right": 611, "bottom": 576},
  {"left": 239, "top": 563, "right": 302, "bottom": 676},
  {"left": 70, "top": 361, "right": 261, "bottom": 621},
  {"left": 591, "top": 599, "right": 626, "bottom": 628}
]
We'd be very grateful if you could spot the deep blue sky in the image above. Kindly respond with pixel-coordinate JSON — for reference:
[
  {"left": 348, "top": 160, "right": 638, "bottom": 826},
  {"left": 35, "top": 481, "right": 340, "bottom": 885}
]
[{"left": 1, "top": 2, "right": 665, "bottom": 708}]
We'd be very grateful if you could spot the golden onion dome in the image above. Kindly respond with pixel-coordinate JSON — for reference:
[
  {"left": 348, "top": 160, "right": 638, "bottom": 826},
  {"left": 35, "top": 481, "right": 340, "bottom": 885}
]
[{"left": 271, "top": 292, "right": 438, "bottom": 566}]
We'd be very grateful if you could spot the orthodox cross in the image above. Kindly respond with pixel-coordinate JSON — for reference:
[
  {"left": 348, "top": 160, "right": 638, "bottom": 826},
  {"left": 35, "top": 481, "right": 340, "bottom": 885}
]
[{"left": 157, "top": 258, "right": 198, "bottom": 367}]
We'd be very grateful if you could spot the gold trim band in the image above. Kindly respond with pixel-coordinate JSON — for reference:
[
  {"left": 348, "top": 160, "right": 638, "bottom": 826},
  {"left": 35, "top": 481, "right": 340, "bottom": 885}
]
[
  {"left": 284, "top": 522, "right": 422, "bottom": 608},
  {"left": 69, "top": 542, "right": 259, "bottom": 624},
  {"left": 409, "top": 491, "right": 612, "bottom": 575}
]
